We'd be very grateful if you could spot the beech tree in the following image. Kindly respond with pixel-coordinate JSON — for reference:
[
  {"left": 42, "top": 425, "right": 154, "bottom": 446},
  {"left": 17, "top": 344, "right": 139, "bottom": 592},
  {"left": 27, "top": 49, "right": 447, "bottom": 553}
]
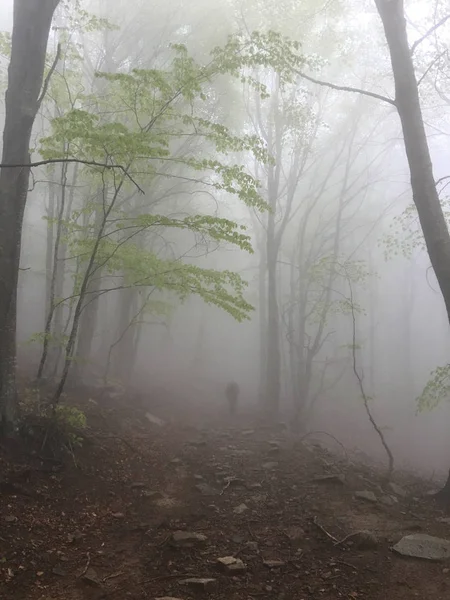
[
  {"left": 373, "top": 0, "right": 450, "bottom": 502},
  {"left": 0, "top": 0, "right": 60, "bottom": 431},
  {"left": 374, "top": 0, "right": 450, "bottom": 320}
]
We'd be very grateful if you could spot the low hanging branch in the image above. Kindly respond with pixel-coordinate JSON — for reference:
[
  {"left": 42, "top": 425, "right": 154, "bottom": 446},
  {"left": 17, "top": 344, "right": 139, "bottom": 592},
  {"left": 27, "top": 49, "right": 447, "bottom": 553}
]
[
  {"left": 0, "top": 158, "right": 145, "bottom": 193},
  {"left": 295, "top": 70, "right": 397, "bottom": 107}
]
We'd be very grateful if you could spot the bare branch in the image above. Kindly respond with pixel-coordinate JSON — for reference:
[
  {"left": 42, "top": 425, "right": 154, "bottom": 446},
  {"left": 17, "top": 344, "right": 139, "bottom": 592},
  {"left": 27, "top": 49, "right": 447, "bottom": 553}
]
[
  {"left": 410, "top": 14, "right": 450, "bottom": 56},
  {"left": 37, "top": 43, "right": 62, "bottom": 109},
  {"left": 296, "top": 70, "right": 396, "bottom": 106},
  {"left": 0, "top": 158, "right": 144, "bottom": 193},
  {"left": 347, "top": 276, "right": 394, "bottom": 480},
  {"left": 417, "top": 50, "right": 447, "bottom": 87},
  {"left": 436, "top": 175, "right": 450, "bottom": 187}
]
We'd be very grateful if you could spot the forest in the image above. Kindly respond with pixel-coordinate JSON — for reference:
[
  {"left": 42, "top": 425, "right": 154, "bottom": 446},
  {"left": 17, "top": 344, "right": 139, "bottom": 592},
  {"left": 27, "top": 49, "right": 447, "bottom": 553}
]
[{"left": 2, "top": 1, "right": 450, "bottom": 598}]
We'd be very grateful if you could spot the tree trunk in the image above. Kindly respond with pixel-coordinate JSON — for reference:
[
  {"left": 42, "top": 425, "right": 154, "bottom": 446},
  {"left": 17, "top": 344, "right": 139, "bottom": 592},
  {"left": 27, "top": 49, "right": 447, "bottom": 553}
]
[
  {"left": 73, "top": 202, "right": 105, "bottom": 381},
  {"left": 0, "top": 0, "right": 60, "bottom": 431},
  {"left": 258, "top": 246, "right": 268, "bottom": 404},
  {"left": 44, "top": 182, "right": 56, "bottom": 328},
  {"left": 375, "top": 0, "right": 450, "bottom": 319},
  {"left": 112, "top": 286, "right": 139, "bottom": 386},
  {"left": 265, "top": 231, "right": 281, "bottom": 418},
  {"left": 375, "top": 0, "right": 450, "bottom": 501}
]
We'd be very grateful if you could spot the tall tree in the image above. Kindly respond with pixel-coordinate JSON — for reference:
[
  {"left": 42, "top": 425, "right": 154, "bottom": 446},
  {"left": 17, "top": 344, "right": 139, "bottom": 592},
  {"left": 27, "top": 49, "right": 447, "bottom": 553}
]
[
  {"left": 374, "top": 0, "right": 450, "bottom": 321},
  {"left": 373, "top": 0, "right": 450, "bottom": 499},
  {"left": 0, "top": 0, "right": 60, "bottom": 431}
]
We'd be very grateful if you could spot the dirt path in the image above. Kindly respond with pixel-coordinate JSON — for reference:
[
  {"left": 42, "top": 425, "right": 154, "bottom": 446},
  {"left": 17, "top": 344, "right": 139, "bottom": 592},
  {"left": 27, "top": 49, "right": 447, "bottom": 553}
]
[{"left": 0, "top": 402, "right": 449, "bottom": 599}]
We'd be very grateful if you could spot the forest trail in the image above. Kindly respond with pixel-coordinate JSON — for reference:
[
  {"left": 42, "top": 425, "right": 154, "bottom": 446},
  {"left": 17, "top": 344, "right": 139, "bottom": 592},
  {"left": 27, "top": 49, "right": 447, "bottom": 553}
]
[{"left": 0, "top": 393, "right": 449, "bottom": 600}]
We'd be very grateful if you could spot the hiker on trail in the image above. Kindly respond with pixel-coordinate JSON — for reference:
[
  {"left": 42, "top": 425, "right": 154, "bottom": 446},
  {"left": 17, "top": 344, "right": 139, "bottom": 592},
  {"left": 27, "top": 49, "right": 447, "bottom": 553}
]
[{"left": 225, "top": 381, "right": 239, "bottom": 416}]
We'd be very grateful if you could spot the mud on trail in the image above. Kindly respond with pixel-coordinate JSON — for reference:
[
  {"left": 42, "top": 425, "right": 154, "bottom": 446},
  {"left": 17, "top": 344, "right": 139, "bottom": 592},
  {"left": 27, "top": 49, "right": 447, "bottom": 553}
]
[{"left": 1, "top": 394, "right": 450, "bottom": 600}]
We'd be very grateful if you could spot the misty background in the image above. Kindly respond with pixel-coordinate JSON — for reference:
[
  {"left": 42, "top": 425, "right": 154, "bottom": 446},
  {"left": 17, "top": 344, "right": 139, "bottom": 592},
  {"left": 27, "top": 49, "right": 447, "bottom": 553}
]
[{"left": 1, "top": 0, "right": 450, "bottom": 474}]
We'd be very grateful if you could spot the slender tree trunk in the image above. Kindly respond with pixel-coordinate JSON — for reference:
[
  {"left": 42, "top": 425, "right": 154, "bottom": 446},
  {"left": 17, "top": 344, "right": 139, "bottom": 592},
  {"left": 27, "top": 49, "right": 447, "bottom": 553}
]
[
  {"left": 112, "top": 286, "right": 139, "bottom": 385},
  {"left": 375, "top": 0, "right": 450, "bottom": 320},
  {"left": 265, "top": 228, "right": 281, "bottom": 417},
  {"left": 258, "top": 245, "right": 268, "bottom": 404},
  {"left": 37, "top": 161, "right": 69, "bottom": 380},
  {"left": 367, "top": 245, "right": 376, "bottom": 393},
  {"left": 73, "top": 201, "right": 105, "bottom": 380},
  {"left": 375, "top": 0, "right": 450, "bottom": 500},
  {"left": 0, "top": 0, "right": 60, "bottom": 430},
  {"left": 44, "top": 182, "right": 56, "bottom": 327}
]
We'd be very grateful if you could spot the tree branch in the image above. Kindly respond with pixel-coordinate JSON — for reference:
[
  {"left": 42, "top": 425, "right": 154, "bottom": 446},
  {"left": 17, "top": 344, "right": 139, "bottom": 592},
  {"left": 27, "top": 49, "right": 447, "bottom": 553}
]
[
  {"left": 0, "top": 158, "right": 144, "bottom": 193},
  {"left": 347, "top": 276, "right": 394, "bottom": 480},
  {"left": 416, "top": 50, "right": 447, "bottom": 87},
  {"left": 296, "top": 70, "right": 396, "bottom": 106},
  {"left": 410, "top": 14, "right": 450, "bottom": 56},
  {"left": 37, "top": 43, "right": 61, "bottom": 109}
]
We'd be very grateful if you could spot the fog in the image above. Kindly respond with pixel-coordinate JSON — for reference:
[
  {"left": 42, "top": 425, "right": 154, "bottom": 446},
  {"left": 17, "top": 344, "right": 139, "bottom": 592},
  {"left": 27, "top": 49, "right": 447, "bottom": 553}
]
[{"left": 2, "top": 0, "right": 450, "bottom": 477}]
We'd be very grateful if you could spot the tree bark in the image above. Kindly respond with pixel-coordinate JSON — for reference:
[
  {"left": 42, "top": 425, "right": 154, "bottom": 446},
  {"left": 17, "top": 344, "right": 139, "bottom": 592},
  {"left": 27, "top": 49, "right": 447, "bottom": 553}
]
[
  {"left": 0, "top": 0, "right": 60, "bottom": 431},
  {"left": 375, "top": 0, "right": 450, "bottom": 500},
  {"left": 375, "top": 0, "right": 450, "bottom": 321}
]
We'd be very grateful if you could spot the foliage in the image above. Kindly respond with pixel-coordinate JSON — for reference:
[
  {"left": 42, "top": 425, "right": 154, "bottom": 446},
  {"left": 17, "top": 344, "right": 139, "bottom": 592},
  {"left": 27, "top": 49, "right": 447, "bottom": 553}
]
[
  {"left": 383, "top": 196, "right": 450, "bottom": 260},
  {"left": 0, "top": 31, "right": 11, "bottom": 58},
  {"left": 35, "top": 30, "right": 321, "bottom": 330},
  {"left": 213, "top": 30, "right": 323, "bottom": 88},
  {"left": 417, "top": 364, "right": 450, "bottom": 412},
  {"left": 19, "top": 388, "right": 87, "bottom": 449},
  {"left": 305, "top": 256, "right": 369, "bottom": 325}
]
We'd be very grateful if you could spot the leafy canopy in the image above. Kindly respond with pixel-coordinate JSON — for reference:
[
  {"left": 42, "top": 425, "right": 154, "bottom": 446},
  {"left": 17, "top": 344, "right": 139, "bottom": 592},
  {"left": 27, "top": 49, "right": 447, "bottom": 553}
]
[{"left": 38, "top": 29, "right": 316, "bottom": 321}]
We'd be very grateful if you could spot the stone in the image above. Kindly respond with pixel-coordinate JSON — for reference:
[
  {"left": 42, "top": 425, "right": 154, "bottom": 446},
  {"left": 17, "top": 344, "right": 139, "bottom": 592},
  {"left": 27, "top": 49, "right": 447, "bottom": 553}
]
[
  {"left": 224, "top": 476, "right": 246, "bottom": 487},
  {"left": 171, "top": 531, "right": 207, "bottom": 547},
  {"left": 263, "top": 559, "right": 285, "bottom": 568},
  {"left": 314, "top": 474, "right": 345, "bottom": 485},
  {"left": 438, "top": 517, "right": 450, "bottom": 525},
  {"left": 179, "top": 578, "right": 216, "bottom": 591},
  {"left": 195, "top": 483, "right": 218, "bottom": 496},
  {"left": 389, "top": 482, "right": 408, "bottom": 498},
  {"left": 131, "top": 482, "right": 146, "bottom": 490},
  {"left": 232, "top": 449, "right": 253, "bottom": 457},
  {"left": 286, "top": 526, "right": 304, "bottom": 542},
  {"left": 392, "top": 534, "right": 450, "bottom": 560},
  {"left": 112, "top": 512, "right": 125, "bottom": 519},
  {"left": 380, "top": 495, "right": 397, "bottom": 507},
  {"left": 251, "top": 494, "right": 267, "bottom": 504},
  {"left": 247, "top": 482, "right": 263, "bottom": 490},
  {"left": 82, "top": 568, "right": 101, "bottom": 586},
  {"left": 354, "top": 490, "right": 377, "bottom": 503},
  {"left": 262, "top": 462, "right": 279, "bottom": 470},
  {"left": 268, "top": 447, "right": 280, "bottom": 456},
  {"left": 68, "top": 530, "right": 84, "bottom": 543},
  {"left": 242, "top": 430, "right": 255, "bottom": 436},
  {"left": 350, "top": 530, "right": 379, "bottom": 550},
  {"left": 246, "top": 541, "right": 259, "bottom": 552},
  {"left": 143, "top": 490, "right": 163, "bottom": 499},
  {"left": 232, "top": 534, "right": 244, "bottom": 543},
  {"left": 233, "top": 503, "right": 249, "bottom": 514},
  {"left": 145, "top": 412, "right": 165, "bottom": 427},
  {"left": 188, "top": 440, "right": 207, "bottom": 448},
  {"left": 4, "top": 515, "right": 17, "bottom": 523},
  {"left": 217, "top": 556, "right": 247, "bottom": 573},
  {"left": 52, "top": 566, "right": 66, "bottom": 577}
]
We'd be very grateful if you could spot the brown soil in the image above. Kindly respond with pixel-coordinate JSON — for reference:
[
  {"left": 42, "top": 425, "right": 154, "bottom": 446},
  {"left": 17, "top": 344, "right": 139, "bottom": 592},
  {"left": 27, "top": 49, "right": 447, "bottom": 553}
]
[{"left": 0, "top": 391, "right": 449, "bottom": 600}]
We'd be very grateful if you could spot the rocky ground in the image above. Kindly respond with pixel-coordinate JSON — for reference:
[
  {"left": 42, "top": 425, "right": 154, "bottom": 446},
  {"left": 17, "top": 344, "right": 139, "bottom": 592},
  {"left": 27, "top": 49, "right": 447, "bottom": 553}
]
[{"left": 1, "top": 391, "right": 450, "bottom": 600}]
